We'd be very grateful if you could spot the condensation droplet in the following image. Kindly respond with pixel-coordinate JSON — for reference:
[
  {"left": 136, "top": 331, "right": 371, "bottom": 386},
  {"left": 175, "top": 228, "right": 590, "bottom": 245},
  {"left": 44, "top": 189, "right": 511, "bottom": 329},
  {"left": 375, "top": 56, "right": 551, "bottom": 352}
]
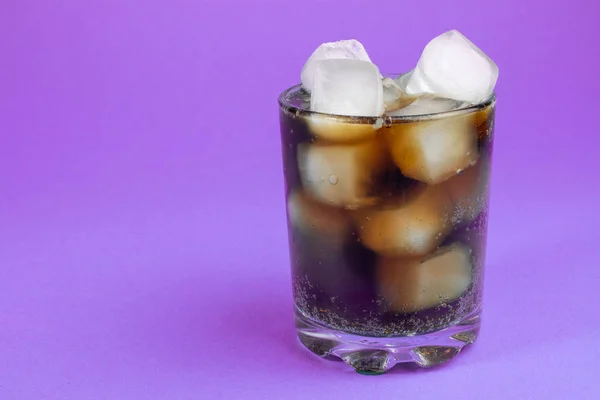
[{"left": 328, "top": 174, "right": 338, "bottom": 185}]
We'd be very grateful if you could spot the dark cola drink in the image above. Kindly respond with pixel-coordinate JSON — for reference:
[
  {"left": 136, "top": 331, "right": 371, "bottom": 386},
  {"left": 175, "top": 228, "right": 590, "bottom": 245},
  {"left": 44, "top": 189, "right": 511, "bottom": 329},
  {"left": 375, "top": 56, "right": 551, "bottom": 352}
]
[{"left": 279, "top": 31, "right": 498, "bottom": 374}]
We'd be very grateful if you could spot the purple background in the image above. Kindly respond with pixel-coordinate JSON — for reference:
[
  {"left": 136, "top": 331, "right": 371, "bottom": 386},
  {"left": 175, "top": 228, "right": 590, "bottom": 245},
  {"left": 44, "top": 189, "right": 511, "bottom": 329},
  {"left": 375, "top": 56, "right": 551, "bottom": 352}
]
[{"left": 1, "top": 0, "right": 599, "bottom": 398}]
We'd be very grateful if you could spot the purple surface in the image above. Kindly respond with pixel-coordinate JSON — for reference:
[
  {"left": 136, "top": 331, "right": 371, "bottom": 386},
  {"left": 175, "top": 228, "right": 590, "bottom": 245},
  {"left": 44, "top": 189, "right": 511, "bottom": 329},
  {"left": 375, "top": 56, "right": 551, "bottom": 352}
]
[{"left": 1, "top": 0, "right": 599, "bottom": 398}]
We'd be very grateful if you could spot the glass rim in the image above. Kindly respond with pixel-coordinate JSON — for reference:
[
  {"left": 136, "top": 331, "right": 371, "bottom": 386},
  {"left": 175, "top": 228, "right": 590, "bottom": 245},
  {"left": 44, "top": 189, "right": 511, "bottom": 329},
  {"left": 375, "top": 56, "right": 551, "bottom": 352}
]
[{"left": 278, "top": 82, "right": 496, "bottom": 124}]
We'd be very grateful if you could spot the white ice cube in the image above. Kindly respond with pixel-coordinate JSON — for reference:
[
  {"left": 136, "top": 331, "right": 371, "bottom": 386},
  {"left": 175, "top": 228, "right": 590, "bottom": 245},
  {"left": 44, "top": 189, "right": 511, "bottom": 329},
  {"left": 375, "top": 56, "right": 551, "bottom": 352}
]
[
  {"left": 301, "top": 39, "right": 373, "bottom": 91},
  {"left": 382, "top": 77, "right": 403, "bottom": 105},
  {"left": 405, "top": 30, "right": 499, "bottom": 103},
  {"left": 377, "top": 243, "right": 473, "bottom": 312},
  {"left": 382, "top": 77, "right": 414, "bottom": 112},
  {"left": 395, "top": 70, "right": 412, "bottom": 91},
  {"left": 311, "top": 59, "right": 384, "bottom": 117},
  {"left": 395, "top": 70, "right": 429, "bottom": 94}
]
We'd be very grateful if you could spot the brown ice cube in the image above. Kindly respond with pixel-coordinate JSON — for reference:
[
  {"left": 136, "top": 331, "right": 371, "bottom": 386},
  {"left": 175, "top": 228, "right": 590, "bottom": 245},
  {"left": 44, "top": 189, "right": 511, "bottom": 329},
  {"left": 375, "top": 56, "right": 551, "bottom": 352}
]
[
  {"left": 307, "top": 114, "right": 382, "bottom": 143},
  {"left": 442, "top": 155, "right": 491, "bottom": 226},
  {"left": 298, "top": 138, "right": 387, "bottom": 208},
  {"left": 385, "top": 113, "right": 479, "bottom": 184},
  {"left": 382, "top": 77, "right": 414, "bottom": 112},
  {"left": 355, "top": 185, "right": 453, "bottom": 257},
  {"left": 287, "top": 189, "right": 350, "bottom": 246},
  {"left": 386, "top": 95, "right": 466, "bottom": 117},
  {"left": 377, "top": 243, "right": 473, "bottom": 313}
]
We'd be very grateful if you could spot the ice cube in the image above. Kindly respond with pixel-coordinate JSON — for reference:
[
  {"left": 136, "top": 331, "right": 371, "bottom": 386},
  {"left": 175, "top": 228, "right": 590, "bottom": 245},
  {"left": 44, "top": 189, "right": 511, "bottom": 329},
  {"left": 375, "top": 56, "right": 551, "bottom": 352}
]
[
  {"left": 307, "top": 115, "right": 381, "bottom": 143},
  {"left": 442, "top": 155, "right": 490, "bottom": 226},
  {"left": 387, "top": 95, "right": 467, "bottom": 117},
  {"left": 383, "top": 78, "right": 402, "bottom": 101},
  {"left": 394, "top": 70, "right": 411, "bottom": 90},
  {"left": 385, "top": 113, "right": 479, "bottom": 184},
  {"left": 298, "top": 138, "right": 386, "bottom": 208},
  {"left": 405, "top": 30, "right": 499, "bottom": 104},
  {"left": 287, "top": 189, "right": 350, "bottom": 245},
  {"left": 311, "top": 59, "right": 384, "bottom": 117},
  {"left": 301, "top": 39, "right": 373, "bottom": 91},
  {"left": 382, "top": 77, "right": 412, "bottom": 111},
  {"left": 288, "top": 190, "right": 377, "bottom": 309},
  {"left": 355, "top": 186, "right": 453, "bottom": 256},
  {"left": 377, "top": 243, "right": 473, "bottom": 312},
  {"left": 395, "top": 70, "right": 429, "bottom": 94}
]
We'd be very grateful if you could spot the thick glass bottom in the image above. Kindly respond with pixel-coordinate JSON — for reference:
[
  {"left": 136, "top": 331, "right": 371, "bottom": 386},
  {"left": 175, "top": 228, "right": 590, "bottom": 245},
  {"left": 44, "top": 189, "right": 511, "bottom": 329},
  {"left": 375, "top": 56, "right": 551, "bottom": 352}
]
[{"left": 295, "top": 307, "right": 481, "bottom": 374}]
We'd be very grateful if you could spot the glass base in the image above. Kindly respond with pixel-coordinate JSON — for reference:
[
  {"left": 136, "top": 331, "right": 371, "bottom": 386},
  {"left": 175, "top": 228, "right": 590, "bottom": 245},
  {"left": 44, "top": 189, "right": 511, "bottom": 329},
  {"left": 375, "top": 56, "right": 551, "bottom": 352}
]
[{"left": 295, "top": 307, "right": 481, "bottom": 374}]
